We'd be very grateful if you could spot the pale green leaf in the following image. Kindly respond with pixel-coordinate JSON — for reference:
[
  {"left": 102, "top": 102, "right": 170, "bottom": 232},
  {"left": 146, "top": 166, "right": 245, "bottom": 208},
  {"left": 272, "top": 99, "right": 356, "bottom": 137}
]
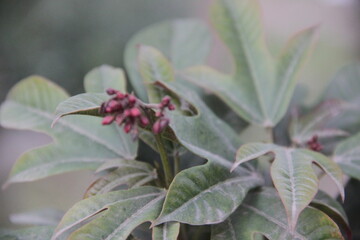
[
  {"left": 324, "top": 63, "right": 360, "bottom": 132},
  {"left": 334, "top": 132, "right": 360, "bottom": 180},
  {"left": 53, "top": 93, "right": 107, "bottom": 125},
  {"left": 211, "top": 188, "right": 344, "bottom": 240},
  {"left": 289, "top": 100, "right": 348, "bottom": 146},
  {"left": 84, "top": 65, "right": 126, "bottom": 93},
  {"left": 152, "top": 222, "right": 180, "bottom": 240},
  {"left": 10, "top": 208, "right": 63, "bottom": 226},
  {"left": 0, "top": 226, "right": 55, "bottom": 240},
  {"left": 184, "top": 0, "right": 315, "bottom": 126},
  {"left": 154, "top": 162, "right": 262, "bottom": 226},
  {"left": 52, "top": 187, "right": 165, "bottom": 240},
  {"left": 124, "top": 19, "right": 211, "bottom": 101},
  {"left": 0, "top": 77, "right": 137, "bottom": 186},
  {"left": 84, "top": 159, "right": 157, "bottom": 198},
  {"left": 233, "top": 143, "right": 344, "bottom": 231}
]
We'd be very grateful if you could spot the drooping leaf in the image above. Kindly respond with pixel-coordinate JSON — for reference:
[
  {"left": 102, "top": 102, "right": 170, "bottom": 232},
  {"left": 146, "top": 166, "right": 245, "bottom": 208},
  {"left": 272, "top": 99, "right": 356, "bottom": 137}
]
[
  {"left": 84, "top": 159, "right": 157, "bottom": 198},
  {"left": 84, "top": 65, "right": 127, "bottom": 93},
  {"left": 324, "top": 63, "right": 360, "bottom": 132},
  {"left": 154, "top": 162, "right": 262, "bottom": 226},
  {"left": 183, "top": 0, "right": 315, "bottom": 126},
  {"left": 0, "top": 226, "right": 55, "bottom": 240},
  {"left": 52, "top": 186, "right": 165, "bottom": 240},
  {"left": 0, "top": 76, "right": 137, "bottom": 186},
  {"left": 10, "top": 208, "right": 64, "bottom": 226},
  {"left": 211, "top": 188, "right": 344, "bottom": 240},
  {"left": 312, "top": 191, "right": 351, "bottom": 239},
  {"left": 289, "top": 99, "right": 348, "bottom": 146},
  {"left": 152, "top": 222, "right": 180, "bottom": 240},
  {"left": 124, "top": 19, "right": 211, "bottom": 101},
  {"left": 333, "top": 132, "right": 360, "bottom": 180},
  {"left": 233, "top": 143, "right": 344, "bottom": 231}
]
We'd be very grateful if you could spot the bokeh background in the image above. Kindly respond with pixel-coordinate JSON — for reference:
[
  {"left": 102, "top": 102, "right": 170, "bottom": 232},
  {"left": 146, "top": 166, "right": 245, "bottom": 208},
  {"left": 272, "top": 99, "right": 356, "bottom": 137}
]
[{"left": 0, "top": 0, "right": 359, "bottom": 233}]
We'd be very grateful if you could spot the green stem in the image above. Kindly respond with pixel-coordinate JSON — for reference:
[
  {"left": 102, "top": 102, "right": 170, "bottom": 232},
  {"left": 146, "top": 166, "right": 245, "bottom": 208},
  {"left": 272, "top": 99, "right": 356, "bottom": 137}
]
[
  {"left": 266, "top": 127, "right": 275, "bottom": 143},
  {"left": 174, "top": 151, "right": 180, "bottom": 175},
  {"left": 155, "top": 133, "right": 173, "bottom": 188}
]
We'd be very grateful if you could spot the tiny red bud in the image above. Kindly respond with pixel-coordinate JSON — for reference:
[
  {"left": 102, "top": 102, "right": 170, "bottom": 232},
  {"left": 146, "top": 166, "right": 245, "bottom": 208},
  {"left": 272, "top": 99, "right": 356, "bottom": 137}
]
[
  {"left": 102, "top": 115, "right": 115, "bottom": 125},
  {"left": 168, "top": 104, "right": 175, "bottom": 111},
  {"left": 155, "top": 111, "right": 163, "bottom": 117},
  {"left": 124, "top": 122, "right": 133, "bottom": 133},
  {"left": 152, "top": 118, "right": 169, "bottom": 134},
  {"left": 128, "top": 95, "right": 137, "bottom": 105},
  {"left": 106, "top": 88, "right": 117, "bottom": 95},
  {"left": 139, "top": 115, "right": 149, "bottom": 127},
  {"left": 161, "top": 96, "right": 171, "bottom": 105},
  {"left": 115, "top": 114, "right": 125, "bottom": 125},
  {"left": 124, "top": 109, "right": 131, "bottom": 117},
  {"left": 130, "top": 108, "right": 141, "bottom": 117},
  {"left": 116, "top": 92, "right": 125, "bottom": 99}
]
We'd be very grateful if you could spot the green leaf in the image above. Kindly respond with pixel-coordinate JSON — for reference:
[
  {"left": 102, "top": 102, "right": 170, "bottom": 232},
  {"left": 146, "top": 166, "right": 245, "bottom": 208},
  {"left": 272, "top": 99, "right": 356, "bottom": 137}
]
[
  {"left": 324, "top": 63, "right": 360, "bottom": 132},
  {"left": 289, "top": 100, "right": 348, "bottom": 146},
  {"left": 333, "top": 132, "right": 360, "bottom": 180},
  {"left": 84, "top": 65, "right": 127, "bottom": 93},
  {"left": 138, "top": 45, "right": 175, "bottom": 103},
  {"left": 154, "top": 162, "right": 262, "bottom": 226},
  {"left": 84, "top": 159, "right": 157, "bottom": 198},
  {"left": 52, "top": 186, "right": 165, "bottom": 240},
  {"left": 183, "top": 0, "right": 315, "bottom": 126},
  {"left": 124, "top": 19, "right": 211, "bottom": 101},
  {"left": 311, "top": 191, "right": 351, "bottom": 239},
  {"left": 233, "top": 143, "right": 344, "bottom": 231},
  {"left": 53, "top": 93, "right": 107, "bottom": 125},
  {"left": 211, "top": 188, "right": 344, "bottom": 240},
  {"left": 0, "top": 76, "right": 137, "bottom": 186},
  {"left": 152, "top": 222, "right": 180, "bottom": 240},
  {"left": 0, "top": 226, "right": 55, "bottom": 240}
]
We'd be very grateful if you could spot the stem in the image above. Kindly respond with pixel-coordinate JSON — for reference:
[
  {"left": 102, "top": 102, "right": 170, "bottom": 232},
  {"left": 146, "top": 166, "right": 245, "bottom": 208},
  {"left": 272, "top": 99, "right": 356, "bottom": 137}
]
[
  {"left": 174, "top": 151, "right": 180, "bottom": 175},
  {"left": 266, "top": 127, "right": 275, "bottom": 143},
  {"left": 155, "top": 133, "right": 173, "bottom": 188}
]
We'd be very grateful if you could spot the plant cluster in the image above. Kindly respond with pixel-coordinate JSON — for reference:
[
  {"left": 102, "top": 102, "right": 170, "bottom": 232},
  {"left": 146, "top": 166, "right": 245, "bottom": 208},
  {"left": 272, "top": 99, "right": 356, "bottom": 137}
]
[{"left": 1, "top": 0, "right": 360, "bottom": 239}]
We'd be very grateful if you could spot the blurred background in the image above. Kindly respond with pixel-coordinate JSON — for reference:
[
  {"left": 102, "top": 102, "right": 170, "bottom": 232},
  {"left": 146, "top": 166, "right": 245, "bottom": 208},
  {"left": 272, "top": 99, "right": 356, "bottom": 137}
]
[{"left": 0, "top": 0, "right": 359, "bottom": 232}]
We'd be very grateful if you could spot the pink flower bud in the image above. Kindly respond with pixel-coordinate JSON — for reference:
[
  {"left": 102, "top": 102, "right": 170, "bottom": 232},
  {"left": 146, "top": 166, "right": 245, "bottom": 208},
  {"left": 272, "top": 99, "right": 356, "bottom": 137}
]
[
  {"left": 152, "top": 118, "right": 169, "bottom": 134},
  {"left": 116, "top": 92, "right": 125, "bottom": 99},
  {"left": 139, "top": 115, "right": 149, "bottom": 127},
  {"left": 115, "top": 114, "right": 125, "bottom": 125},
  {"left": 130, "top": 108, "right": 141, "bottom": 117},
  {"left": 106, "top": 88, "right": 117, "bottom": 95},
  {"left": 128, "top": 95, "right": 137, "bottom": 105},
  {"left": 155, "top": 111, "right": 164, "bottom": 117},
  {"left": 168, "top": 104, "right": 175, "bottom": 111},
  {"left": 161, "top": 96, "right": 171, "bottom": 106},
  {"left": 124, "top": 122, "right": 133, "bottom": 133},
  {"left": 102, "top": 115, "right": 115, "bottom": 125},
  {"left": 124, "top": 109, "right": 131, "bottom": 117}
]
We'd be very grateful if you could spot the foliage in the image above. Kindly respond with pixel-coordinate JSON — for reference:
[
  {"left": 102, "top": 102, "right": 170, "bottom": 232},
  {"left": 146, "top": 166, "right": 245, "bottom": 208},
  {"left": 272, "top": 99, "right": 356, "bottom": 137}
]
[{"left": 0, "top": 0, "right": 358, "bottom": 239}]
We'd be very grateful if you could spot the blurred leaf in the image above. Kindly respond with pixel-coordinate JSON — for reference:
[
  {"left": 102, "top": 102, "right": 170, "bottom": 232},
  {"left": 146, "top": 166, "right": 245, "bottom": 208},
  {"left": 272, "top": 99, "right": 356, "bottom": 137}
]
[
  {"left": 183, "top": 0, "right": 315, "bottom": 127},
  {"left": 211, "top": 188, "right": 344, "bottom": 240},
  {"left": 152, "top": 222, "right": 180, "bottom": 240},
  {"left": 233, "top": 143, "right": 344, "bottom": 231},
  {"left": 0, "top": 226, "right": 55, "bottom": 240},
  {"left": 84, "top": 159, "right": 157, "bottom": 198},
  {"left": 312, "top": 191, "right": 351, "bottom": 239},
  {"left": 10, "top": 208, "right": 64, "bottom": 226},
  {"left": 324, "top": 64, "right": 360, "bottom": 132},
  {"left": 154, "top": 162, "right": 262, "bottom": 226},
  {"left": 138, "top": 45, "right": 175, "bottom": 103},
  {"left": 334, "top": 132, "right": 360, "bottom": 180},
  {"left": 0, "top": 76, "right": 137, "bottom": 186},
  {"left": 289, "top": 100, "right": 348, "bottom": 146},
  {"left": 84, "top": 65, "right": 127, "bottom": 93},
  {"left": 52, "top": 187, "right": 165, "bottom": 240},
  {"left": 124, "top": 19, "right": 211, "bottom": 101}
]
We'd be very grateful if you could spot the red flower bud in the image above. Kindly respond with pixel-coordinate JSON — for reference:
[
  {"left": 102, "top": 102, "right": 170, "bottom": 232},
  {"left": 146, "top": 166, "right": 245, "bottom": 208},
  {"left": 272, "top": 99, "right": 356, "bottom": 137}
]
[
  {"left": 152, "top": 118, "right": 169, "bottom": 134},
  {"left": 161, "top": 96, "right": 171, "bottom": 106},
  {"left": 124, "top": 122, "right": 133, "bottom": 133},
  {"left": 102, "top": 115, "right": 115, "bottom": 125},
  {"left": 139, "top": 115, "right": 149, "bottom": 127},
  {"left": 128, "top": 95, "right": 137, "bottom": 105},
  {"left": 130, "top": 108, "right": 141, "bottom": 117},
  {"left": 168, "top": 104, "right": 175, "bottom": 111},
  {"left": 106, "top": 88, "right": 117, "bottom": 95}
]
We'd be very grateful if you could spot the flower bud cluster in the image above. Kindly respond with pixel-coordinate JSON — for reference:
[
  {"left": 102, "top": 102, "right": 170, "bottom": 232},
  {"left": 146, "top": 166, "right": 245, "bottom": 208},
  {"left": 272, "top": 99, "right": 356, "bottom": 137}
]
[
  {"left": 307, "top": 135, "right": 323, "bottom": 152},
  {"left": 100, "top": 88, "right": 175, "bottom": 139}
]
